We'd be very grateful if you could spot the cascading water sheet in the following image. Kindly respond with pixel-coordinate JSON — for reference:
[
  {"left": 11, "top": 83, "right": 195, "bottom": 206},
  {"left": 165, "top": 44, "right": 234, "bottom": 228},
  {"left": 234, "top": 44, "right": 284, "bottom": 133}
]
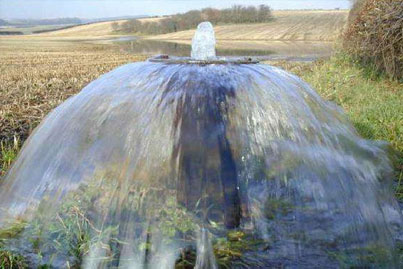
[{"left": 0, "top": 22, "right": 401, "bottom": 268}]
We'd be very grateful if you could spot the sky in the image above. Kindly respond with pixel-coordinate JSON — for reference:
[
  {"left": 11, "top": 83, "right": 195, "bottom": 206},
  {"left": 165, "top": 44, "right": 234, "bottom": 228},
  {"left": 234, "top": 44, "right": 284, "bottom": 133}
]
[{"left": 0, "top": 0, "right": 351, "bottom": 20}]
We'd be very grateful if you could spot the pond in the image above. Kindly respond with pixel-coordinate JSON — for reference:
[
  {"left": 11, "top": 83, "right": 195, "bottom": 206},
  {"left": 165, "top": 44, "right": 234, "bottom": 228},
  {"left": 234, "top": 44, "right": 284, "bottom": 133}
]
[{"left": 110, "top": 37, "right": 334, "bottom": 62}]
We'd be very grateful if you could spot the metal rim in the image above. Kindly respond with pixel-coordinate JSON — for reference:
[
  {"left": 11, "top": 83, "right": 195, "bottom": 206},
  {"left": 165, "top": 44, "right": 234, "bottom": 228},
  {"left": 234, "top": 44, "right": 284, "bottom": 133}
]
[{"left": 148, "top": 55, "right": 259, "bottom": 65}]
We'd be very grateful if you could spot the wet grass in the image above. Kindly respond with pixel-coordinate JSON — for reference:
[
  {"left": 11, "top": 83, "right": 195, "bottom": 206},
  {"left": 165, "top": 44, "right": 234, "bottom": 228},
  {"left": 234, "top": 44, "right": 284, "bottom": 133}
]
[
  {"left": 271, "top": 54, "right": 403, "bottom": 200},
  {"left": 328, "top": 245, "right": 391, "bottom": 268},
  {"left": 0, "top": 220, "right": 28, "bottom": 269},
  {"left": 0, "top": 175, "right": 398, "bottom": 268},
  {"left": 0, "top": 250, "right": 27, "bottom": 269},
  {"left": 0, "top": 176, "right": 262, "bottom": 268}
]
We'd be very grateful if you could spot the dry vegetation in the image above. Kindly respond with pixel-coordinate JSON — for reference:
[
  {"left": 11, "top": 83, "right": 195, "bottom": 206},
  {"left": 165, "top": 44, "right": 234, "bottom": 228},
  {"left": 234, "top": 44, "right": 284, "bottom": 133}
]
[
  {"left": 148, "top": 10, "right": 348, "bottom": 41},
  {"left": 343, "top": 0, "right": 403, "bottom": 80},
  {"left": 35, "top": 20, "right": 127, "bottom": 38},
  {"left": 16, "top": 10, "right": 348, "bottom": 42},
  {"left": 24, "top": 17, "right": 161, "bottom": 39},
  {"left": 0, "top": 25, "right": 72, "bottom": 35},
  {"left": 0, "top": 38, "right": 146, "bottom": 175}
]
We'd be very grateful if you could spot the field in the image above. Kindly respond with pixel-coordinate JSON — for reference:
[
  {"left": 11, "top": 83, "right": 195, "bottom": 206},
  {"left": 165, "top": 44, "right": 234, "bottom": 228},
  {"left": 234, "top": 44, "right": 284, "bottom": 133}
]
[
  {"left": 0, "top": 39, "right": 146, "bottom": 175},
  {"left": 0, "top": 24, "right": 73, "bottom": 35},
  {"left": 0, "top": 17, "right": 164, "bottom": 40},
  {"left": 148, "top": 10, "right": 349, "bottom": 41},
  {"left": 32, "top": 20, "right": 127, "bottom": 39},
  {"left": 7, "top": 10, "right": 348, "bottom": 42},
  {"left": 19, "top": 17, "right": 166, "bottom": 39}
]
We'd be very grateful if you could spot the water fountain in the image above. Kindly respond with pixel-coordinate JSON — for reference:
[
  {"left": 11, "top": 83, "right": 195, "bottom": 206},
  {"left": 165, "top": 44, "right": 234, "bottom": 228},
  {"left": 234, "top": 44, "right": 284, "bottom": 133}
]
[{"left": 0, "top": 22, "right": 401, "bottom": 268}]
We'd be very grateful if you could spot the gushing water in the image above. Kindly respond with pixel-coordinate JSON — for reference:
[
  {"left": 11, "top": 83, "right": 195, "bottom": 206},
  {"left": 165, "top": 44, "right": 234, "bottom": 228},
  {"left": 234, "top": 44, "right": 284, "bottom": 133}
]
[
  {"left": 191, "top": 21, "right": 216, "bottom": 60},
  {"left": 0, "top": 22, "right": 401, "bottom": 268}
]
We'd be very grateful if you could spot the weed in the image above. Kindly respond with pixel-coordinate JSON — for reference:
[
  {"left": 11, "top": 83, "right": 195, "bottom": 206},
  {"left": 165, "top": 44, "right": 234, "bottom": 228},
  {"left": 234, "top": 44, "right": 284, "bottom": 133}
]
[{"left": 0, "top": 137, "right": 19, "bottom": 177}]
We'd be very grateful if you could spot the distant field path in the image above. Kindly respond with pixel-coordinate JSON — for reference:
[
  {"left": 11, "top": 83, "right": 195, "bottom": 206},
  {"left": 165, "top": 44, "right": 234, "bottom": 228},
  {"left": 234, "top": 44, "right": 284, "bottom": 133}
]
[{"left": 148, "top": 10, "right": 349, "bottom": 42}]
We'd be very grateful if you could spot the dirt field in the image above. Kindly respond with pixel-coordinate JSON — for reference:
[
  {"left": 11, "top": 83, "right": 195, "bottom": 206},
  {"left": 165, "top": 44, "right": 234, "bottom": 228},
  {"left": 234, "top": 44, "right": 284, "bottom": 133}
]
[
  {"left": 0, "top": 39, "right": 145, "bottom": 175},
  {"left": 28, "top": 17, "right": 166, "bottom": 39},
  {"left": 148, "top": 10, "right": 349, "bottom": 41}
]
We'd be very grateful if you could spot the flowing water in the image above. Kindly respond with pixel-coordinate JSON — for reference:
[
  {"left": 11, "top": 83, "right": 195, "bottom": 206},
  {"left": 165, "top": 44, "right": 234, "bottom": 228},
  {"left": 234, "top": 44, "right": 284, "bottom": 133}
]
[{"left": 0, "top": 22, "right": 401, "bottom": 268}]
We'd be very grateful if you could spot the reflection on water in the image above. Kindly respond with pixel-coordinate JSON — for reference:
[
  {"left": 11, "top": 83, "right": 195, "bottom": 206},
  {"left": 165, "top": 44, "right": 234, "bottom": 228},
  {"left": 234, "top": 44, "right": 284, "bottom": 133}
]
[
  {"left": 112, "top": 38, "right": 333, "bottom": 61},
  {"left": 114, "top": 38, "right": 274, "bottom": 57}
]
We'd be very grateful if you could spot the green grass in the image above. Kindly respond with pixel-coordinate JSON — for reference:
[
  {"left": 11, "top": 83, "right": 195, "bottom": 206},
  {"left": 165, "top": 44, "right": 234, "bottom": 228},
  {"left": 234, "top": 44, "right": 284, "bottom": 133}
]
[
  {"left": 0, "top": 177, "right": 263, "bottom": 268},
  {"left": 272, "top": 53, "right": 402, "bottom": 200},
  {"left": 0, "top": 220, "right": 27, "bottom": 269},
  {"left": 0, "top": 250, "right": 26, "bottom": 269},
  {"left": 327, "top": 243, "right": 398, "bottom": 268},
  {"left": 0, "top": 137, "right": 20, "bottom": 177}
]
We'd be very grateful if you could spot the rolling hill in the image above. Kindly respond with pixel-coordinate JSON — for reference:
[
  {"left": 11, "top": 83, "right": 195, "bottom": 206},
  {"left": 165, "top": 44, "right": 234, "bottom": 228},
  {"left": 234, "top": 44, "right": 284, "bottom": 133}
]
[
  {"left": 32, "top": 17, "right": 165, "bottom": 39},
  {"left": 147, "top": 10, "right": 349, "bottom": 42},
  {"left": 1, "top": 10, "right": 348, "bottom": 42}
]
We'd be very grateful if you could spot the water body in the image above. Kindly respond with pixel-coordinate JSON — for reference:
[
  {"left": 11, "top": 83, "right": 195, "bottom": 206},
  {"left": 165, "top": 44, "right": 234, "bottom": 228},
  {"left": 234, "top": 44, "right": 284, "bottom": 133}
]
[{"left": 111, "top": 37, "right": 333, "bottom": 62}]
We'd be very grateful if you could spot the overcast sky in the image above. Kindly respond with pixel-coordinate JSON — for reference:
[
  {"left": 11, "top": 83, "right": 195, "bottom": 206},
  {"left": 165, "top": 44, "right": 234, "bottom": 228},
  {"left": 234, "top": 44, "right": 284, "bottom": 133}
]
[{"left": 0, "top": 0, "right": 351, "bottom": 20}]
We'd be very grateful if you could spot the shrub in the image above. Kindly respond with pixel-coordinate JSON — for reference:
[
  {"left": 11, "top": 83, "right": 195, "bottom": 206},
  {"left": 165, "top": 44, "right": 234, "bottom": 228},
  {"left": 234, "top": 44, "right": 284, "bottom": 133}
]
[{"left": 343, "top": 0, "right": 403, "bottom": 80}]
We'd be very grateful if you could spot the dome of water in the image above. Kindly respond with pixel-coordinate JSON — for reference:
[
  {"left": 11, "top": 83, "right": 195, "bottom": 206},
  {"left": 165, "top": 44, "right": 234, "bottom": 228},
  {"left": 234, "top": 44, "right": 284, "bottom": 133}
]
[{"left": 0, "top": 23, "right": 402, "bottom": 268}]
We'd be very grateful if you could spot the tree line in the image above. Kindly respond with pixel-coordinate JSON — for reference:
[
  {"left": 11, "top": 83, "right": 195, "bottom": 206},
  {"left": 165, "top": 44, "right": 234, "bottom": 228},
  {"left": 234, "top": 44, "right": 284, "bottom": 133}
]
[{"left": 114, "top": 5, "right": 273, "bottom": 35}]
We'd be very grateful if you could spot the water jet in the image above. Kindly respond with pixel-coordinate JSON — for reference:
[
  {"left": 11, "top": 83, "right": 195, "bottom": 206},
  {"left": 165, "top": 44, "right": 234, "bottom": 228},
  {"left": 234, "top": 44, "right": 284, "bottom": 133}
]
[{"left": 0, "top": 22, "right": 401, "bottom": 268}]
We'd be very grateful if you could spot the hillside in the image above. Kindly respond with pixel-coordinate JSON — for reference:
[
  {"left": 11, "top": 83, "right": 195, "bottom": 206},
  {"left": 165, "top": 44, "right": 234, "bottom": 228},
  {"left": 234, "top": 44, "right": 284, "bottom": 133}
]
[
  {"left": 1, "top": 10, "right": 348, "bottom": 42},
  {"left": 35, "top": 20, "right": 127, "bottom": 38},
  {"left": 147, "top": 10, "right": 349, "bottom": 42},
  {"left": 28, "top": 17, "right": 164, "bottom": 39}
]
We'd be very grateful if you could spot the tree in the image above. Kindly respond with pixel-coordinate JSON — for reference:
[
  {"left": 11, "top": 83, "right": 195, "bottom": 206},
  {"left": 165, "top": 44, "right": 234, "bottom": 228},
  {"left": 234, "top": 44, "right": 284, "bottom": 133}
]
[
  {"left": 257, "top": 5, "right": 272, "bottom": 22},
  {"left": 201, "top": 8, "right": 221, "bottom": 24}
]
